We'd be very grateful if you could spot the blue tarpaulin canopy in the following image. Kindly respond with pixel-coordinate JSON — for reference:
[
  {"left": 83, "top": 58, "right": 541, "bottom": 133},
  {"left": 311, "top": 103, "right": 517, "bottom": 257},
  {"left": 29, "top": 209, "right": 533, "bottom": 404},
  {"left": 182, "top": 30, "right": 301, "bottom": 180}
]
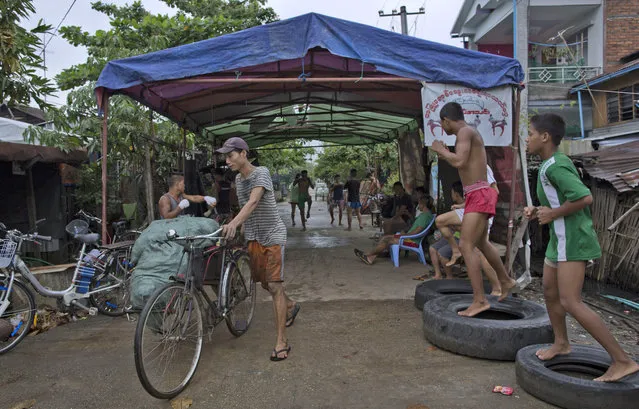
[{"left": 95, "top": 13, "right": 523, "bottom": 146}]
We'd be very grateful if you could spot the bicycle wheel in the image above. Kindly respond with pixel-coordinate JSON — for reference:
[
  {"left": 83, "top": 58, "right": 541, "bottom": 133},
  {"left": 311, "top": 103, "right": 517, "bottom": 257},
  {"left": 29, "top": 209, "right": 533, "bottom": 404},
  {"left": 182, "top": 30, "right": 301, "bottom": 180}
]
[
  {"left": 0, "top": 279, "right": 36, "bottom": 354},
  {"left": 134, "top": 283, "right": 203, "bottom": 399},
  {"left": 224, "top": 251, "right": 256, "bottom": 337},
  {"left": 89, "top": 249, "right": 130, "bottom": 316}
]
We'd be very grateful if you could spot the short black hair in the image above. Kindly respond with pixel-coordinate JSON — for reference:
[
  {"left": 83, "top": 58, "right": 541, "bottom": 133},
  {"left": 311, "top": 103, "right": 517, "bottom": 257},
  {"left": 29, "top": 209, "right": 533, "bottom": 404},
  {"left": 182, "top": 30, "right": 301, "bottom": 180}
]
[
  {"left": 393, "top": 181, "right": 404, "bottom": 188},
  {"left": 301, "top": 170, "right": 308, "bottom": 174},
  {"left": 334, "top": 174, "right": 340, "bottom": 178},
  {"left": 419, "top": 196, "right": 436, "bottom": 213},
  {"left": 451, "top": 181, "right": 463, "bottom": 197},
  {"left": 169, "top": 174, "right": 184, "bottom": 188},
  {"left": 415, "top": 186, "right": 426, "bottom": 193},
  {"left": 530, "top": 113, "right": 566, "bottom": 146},
  {"left": 213, "top": 168, "right": 225, "bottom": 176},
  {"left": 440, "top": 102, "right": 465, "bottom": 121},
  {"left": 350, "top": 168, "right": 357, "bottom": 175}
]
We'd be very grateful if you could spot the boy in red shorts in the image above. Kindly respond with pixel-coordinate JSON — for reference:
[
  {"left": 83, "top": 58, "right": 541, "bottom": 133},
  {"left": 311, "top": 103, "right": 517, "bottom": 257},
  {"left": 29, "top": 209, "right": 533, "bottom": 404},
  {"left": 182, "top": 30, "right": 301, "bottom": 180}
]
[
  {"left": 431, "top": 102, "right": 517, "bottom": 317},
  {"left": 525, "top": 113, "right": 638, "bottom": 382}
]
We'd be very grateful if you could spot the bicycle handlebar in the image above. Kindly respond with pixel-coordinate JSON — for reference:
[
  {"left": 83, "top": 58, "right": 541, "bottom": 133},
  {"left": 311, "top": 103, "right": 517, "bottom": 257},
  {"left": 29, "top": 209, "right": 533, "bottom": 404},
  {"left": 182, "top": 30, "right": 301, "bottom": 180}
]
[
  {"left": 166, "top": 228, "right": 224, "bottom": 242},
  {"left": 33, "top": 234, "right": 52, "bottom": 242},
  {"left": 3, "top": 229, "right": 52, "bottom": 243},
  {"left": 77, "top": 209, "right": 102, "bottom": 224}
]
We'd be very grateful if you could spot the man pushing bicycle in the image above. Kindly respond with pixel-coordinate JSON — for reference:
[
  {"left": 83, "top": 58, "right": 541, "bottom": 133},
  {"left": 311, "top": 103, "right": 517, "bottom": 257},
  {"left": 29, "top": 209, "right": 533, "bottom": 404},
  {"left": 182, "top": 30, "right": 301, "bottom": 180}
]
[{"left": 216, "top": 137, "right": 300, "bottom": 362}]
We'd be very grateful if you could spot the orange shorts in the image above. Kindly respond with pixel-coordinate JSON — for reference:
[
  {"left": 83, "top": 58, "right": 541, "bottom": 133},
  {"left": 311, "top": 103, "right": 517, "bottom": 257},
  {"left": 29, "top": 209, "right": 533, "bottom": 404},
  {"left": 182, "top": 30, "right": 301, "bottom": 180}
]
[{"left": 247, "top": 241, "right": 285, "bottom": 289}]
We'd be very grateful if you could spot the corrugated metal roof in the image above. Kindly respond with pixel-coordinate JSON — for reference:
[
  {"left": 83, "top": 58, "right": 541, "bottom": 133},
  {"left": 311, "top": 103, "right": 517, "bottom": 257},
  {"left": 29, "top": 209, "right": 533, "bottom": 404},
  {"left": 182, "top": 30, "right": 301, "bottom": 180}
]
[
  {"left": 571, "top": 59, "right": 639, "bottom": 93},
  {"left": 574, "top": 140, "right": 639, "bottom": 193}
]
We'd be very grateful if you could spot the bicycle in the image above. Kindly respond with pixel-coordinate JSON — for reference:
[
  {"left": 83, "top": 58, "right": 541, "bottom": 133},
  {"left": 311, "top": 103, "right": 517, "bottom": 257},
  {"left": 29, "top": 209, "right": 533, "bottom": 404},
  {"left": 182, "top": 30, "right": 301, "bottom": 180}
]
[
  {"left": 0, "top": 221, "right": 134, "bottom": 354},
  {"left": 134, "top": 227, "right": 255, "bottom": 399},
  {"left": 76, "top": 209, "right": 144, "bottom": 243}
]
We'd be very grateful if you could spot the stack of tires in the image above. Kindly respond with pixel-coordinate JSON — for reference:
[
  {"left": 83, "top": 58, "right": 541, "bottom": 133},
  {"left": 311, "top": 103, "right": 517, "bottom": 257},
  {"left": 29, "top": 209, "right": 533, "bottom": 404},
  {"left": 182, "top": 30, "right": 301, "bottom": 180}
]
[{"left": 416, "top": 280, "right": 639, "bottom": 408}]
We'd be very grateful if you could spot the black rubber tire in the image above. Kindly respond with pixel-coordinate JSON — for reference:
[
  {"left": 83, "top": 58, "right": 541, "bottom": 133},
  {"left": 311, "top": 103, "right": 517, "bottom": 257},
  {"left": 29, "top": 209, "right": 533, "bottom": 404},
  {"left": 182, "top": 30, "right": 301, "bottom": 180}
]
[
  {"left": 516, "top": 344, "right": 639, "bottom": 409},
  {"left": 422, "top": 294, "right": 553, "bottom": 361},
  {"left": 414, "top": 279, "right": 492, "bottom": 310}
]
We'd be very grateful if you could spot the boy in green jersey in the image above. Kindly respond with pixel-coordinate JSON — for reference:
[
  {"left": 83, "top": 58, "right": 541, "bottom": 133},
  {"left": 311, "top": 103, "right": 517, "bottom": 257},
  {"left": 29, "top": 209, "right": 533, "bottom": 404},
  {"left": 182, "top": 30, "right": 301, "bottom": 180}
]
[{"left": 525, "top": 113, "right": 639, "bottom": 382}]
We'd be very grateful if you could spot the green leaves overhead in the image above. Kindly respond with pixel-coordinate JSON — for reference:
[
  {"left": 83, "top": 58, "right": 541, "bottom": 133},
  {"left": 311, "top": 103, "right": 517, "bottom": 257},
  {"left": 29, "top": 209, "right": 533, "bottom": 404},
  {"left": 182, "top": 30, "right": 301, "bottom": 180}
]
[
  {"left": 56, "top": 0, "right": 278, "bottom": 90},
  {"left": 0, "top": 0, "right": 55, "bottom": 108}
]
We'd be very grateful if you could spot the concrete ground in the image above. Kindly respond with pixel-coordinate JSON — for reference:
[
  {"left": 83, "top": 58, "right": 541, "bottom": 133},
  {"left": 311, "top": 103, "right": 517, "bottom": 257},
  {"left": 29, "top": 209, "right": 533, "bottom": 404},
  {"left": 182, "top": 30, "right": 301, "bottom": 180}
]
[{"left": 0, "top": 203, "right": 565, "bottom": 408}]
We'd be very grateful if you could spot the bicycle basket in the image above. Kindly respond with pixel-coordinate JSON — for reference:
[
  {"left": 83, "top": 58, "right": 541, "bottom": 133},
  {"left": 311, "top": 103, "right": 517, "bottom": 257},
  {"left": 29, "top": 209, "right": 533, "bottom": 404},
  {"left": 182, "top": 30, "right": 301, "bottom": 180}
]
[
  {"left": 65, "top": 219, "right": 89, "bottom": 236},
  {"left": 0, "top": 239, "right": 18, "bottom": 268}
]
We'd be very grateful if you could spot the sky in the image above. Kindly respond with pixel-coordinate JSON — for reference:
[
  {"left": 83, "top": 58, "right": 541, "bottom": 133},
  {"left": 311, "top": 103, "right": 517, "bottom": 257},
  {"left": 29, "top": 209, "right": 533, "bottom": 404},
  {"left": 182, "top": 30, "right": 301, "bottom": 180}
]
[{"left": 28, "top": 0, "right": 465, "bottom": 106}]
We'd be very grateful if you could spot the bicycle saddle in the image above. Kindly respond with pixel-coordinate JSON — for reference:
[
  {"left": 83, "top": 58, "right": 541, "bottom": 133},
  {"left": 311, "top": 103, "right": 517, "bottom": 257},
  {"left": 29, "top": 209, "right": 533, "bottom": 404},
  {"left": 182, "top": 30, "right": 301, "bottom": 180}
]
[
  {"left": 112, "top": 221, "right": 127, "bottom": 230},
  {"left": 75, "top": 233, "right": 100, "bottom": 244}
]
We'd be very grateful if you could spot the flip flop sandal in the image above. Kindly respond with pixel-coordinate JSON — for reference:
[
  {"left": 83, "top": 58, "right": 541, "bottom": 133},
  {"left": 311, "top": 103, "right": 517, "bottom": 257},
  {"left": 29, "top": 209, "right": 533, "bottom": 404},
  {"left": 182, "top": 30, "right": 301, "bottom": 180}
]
[
  {"left": 286, "top": 303, "right": 300, "bottom": 327},
  {"left": 270, "top": 345, "right": 291, "bottom": 362},
  {"left": 355, "top": 250, "right": 372, "bottom": 265}
]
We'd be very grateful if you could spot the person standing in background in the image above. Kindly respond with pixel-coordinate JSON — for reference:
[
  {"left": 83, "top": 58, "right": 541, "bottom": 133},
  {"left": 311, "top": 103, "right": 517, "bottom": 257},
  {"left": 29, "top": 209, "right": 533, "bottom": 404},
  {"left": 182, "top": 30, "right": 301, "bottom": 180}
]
[{"left": 288, "top": 174, "right": 301, "bottom": 227}]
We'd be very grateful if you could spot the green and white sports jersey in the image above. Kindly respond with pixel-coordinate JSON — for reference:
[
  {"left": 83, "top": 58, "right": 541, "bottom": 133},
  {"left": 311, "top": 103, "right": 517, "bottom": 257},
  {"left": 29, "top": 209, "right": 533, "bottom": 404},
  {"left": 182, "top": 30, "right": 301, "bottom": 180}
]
[{"left": 537, "top": 152, "right": 601, "bottom": 262}]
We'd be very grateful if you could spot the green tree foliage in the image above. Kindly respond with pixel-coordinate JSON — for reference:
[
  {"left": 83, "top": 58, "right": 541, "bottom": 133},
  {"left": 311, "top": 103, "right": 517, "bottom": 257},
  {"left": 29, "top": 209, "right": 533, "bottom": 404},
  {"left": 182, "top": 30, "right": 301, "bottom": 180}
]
[
  {"left": 256, "top": 141, "right": 315, "bottom": 176},
  {"left": 314, "top": 143, "right": 399, "bottom": 190},
  {"left": 56, "top": 0, "right": 277, "bottom": 90},
  {"left": 0, "top": 0, "right": 55, "bottom": 108},
  {"left": 27, "top": 1, "right": 277, "bottom": 220}
]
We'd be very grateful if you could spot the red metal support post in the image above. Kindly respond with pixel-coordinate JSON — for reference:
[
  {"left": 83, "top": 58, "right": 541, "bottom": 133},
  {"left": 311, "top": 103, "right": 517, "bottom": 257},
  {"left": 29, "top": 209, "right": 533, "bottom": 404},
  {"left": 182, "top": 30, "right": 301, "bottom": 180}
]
[
  {"left": 505, "top": 87, "right": 522, "bottom": 278},
  {"left": 101, "top": 94, "right": 109, "bottom": 244}
]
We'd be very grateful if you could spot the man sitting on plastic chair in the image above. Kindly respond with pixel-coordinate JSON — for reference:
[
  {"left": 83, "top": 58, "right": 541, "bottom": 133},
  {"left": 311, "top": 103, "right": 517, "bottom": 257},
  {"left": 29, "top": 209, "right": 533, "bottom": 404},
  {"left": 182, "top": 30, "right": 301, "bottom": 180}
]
[{"left": 354, "top": 196, "right": 435, "bottom": 266}]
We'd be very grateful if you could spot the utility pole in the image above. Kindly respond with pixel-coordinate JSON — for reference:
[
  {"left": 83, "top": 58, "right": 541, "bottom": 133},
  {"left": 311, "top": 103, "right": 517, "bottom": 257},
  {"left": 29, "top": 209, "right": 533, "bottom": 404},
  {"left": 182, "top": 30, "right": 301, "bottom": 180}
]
[{"left": 378, "top": 5, "right": 425, "bottom": 36}]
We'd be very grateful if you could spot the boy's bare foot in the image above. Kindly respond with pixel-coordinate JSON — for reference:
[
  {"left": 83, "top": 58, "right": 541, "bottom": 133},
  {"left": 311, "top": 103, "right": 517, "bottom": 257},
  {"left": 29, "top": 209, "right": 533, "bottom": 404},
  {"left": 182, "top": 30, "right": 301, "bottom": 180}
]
[
  {"left": 345, "top": 227, "right": 352, "bottom": 231},
  {"left": 446, "top": 251, "right": 463, "bottom": 267},
  {"left": 595, "top": 360, "right": 639, "bottom": 382},
  {"left": 359, "top": 225, "right": 363, "bottom": 230},
  {"left": 433, "top": 274, "right": 443, "bottom": 280},
  {"left": 302, "top": 227, "right": 306, "bottom": 232},
  {"left": 458, "top": 300, "right": 490, "bottom": 317},
  {"left": 490, "top": 288, "right": 502, "bottom": 297},
  {"left": 536, "top": 343, "right": 571, "bottom": 361},
  {"left": 498, "top": 279, "right": 519, "bottom": 302}
]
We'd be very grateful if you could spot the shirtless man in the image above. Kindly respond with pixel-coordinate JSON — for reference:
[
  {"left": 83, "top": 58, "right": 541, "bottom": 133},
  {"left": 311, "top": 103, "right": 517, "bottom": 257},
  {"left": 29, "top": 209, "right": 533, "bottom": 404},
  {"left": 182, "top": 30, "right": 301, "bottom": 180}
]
[
  {"left": 430, "top": 102, "right": 517, "bottom": 317},
  {"left": 159, "top": 175, "right": 216, "bottom": 219},
  {"left": 294, "top": 170, "right": 314, "bottom": 230}
]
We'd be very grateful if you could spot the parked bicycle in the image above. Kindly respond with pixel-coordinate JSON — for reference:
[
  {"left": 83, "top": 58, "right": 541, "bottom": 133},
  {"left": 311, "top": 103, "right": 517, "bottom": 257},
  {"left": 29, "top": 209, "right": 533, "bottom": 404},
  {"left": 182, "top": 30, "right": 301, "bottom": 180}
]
[
  {"left": 76, "top": 209, "right": 144, "bottom": 243},
  {"left": 0, "top": 221, "right": 134, "bottom": 354},
  {"left": 134, "top": 227, "right": 255, "bottom": 399}
]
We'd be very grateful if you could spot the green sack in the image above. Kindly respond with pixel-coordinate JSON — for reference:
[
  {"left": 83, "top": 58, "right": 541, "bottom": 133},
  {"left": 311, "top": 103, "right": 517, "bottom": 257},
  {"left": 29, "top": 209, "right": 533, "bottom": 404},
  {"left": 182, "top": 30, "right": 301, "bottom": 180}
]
[{"left": 129, "top": 216, "right": 220, "bottom": 309}]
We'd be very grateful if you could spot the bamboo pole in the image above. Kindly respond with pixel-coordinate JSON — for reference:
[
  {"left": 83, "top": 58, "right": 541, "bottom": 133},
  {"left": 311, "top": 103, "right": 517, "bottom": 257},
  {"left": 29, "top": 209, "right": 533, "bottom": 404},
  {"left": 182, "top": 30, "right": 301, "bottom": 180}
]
[
  {"left": 101, "top": 94, "right": 109, "bottom": 244},
  {"left": 145, "top": 110, "right": 156, "bottom": 223},
  {"left": 505, "top": 87, "right": 521, "bottom": 277}
]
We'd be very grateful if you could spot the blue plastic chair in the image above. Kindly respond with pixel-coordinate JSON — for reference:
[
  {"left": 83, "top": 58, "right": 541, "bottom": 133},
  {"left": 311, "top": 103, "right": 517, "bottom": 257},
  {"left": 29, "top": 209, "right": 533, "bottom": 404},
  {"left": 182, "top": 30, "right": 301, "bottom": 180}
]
[{"left": 390, "top": 214, "right": 437, "bottom": 267}]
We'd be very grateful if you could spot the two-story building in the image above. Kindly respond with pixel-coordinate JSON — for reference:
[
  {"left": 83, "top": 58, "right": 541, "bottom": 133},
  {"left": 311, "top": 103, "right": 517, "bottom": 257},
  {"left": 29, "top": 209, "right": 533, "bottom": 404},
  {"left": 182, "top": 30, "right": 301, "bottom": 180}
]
[{"left": 451, "top": 0, "right": 639, "bottom": 141}]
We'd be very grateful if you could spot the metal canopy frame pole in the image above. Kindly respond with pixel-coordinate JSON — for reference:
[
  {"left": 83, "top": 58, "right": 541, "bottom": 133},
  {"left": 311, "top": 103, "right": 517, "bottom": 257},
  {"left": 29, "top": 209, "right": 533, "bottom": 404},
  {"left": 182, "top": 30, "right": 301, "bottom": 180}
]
[
  {"left": 170, "top": 77, "right": 419, "bottom": 84},
  {"left": 101, "top": 94, "right": 109, "bottom": 244},
  {"left": 505, "top": 86, "right": 522, "bottom": 277}
]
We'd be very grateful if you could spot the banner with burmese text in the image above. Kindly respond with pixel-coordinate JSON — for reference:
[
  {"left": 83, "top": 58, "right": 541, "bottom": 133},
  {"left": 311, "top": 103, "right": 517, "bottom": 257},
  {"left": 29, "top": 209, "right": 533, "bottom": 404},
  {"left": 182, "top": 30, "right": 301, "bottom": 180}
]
[{"left": 421, "top": 84, "right": 512, "bottom": 147}]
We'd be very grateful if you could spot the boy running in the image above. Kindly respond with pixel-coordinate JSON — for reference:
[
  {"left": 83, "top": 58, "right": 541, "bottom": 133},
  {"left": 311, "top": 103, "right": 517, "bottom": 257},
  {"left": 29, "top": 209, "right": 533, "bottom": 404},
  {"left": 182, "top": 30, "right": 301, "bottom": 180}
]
[
  {"left": 329, "top": 174, "right": 345, "bottom": 226},
  {"left": 431, "top": 102, "right": 516, "bottom": 316},
  {"left": 288, "top": 174, "right": 301, "bottom": 227},
  {"left": 344, "top": 168, "right": 363, "bottom": 231},
  {"left": 525, "top": 113, "right": 639, "bottom": 382}
]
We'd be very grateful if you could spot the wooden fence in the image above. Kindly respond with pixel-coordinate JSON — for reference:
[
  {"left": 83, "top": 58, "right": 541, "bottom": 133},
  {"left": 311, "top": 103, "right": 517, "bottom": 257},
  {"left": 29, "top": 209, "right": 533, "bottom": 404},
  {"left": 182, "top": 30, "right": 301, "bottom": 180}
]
[{"left": 590, "top": 182, "right": 639, "bottom": 290}]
